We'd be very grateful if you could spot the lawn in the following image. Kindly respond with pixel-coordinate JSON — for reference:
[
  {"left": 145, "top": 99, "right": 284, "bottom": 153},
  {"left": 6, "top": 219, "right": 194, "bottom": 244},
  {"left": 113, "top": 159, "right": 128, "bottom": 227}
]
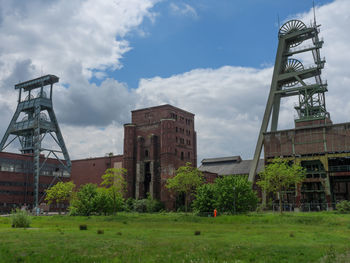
[{"left": 0, "top": 212, "right": 349, "bottom": 262}]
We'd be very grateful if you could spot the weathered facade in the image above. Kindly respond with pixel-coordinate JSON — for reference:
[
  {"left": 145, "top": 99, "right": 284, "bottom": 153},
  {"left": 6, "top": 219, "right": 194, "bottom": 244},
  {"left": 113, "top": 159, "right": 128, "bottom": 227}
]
[
  {"left": 123, "top": 104, "right": 197, "bottom": 209},
  {"left": 264, "top": 119, "right": 350, "bottom": 210},
  {"left": 0, "top": 152, "right": 70, "bottom": 213}
]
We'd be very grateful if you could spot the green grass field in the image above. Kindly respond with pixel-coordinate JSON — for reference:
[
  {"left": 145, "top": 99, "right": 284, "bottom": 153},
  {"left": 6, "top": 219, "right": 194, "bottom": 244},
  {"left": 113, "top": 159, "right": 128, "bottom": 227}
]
[{"left": 0, "top": 212, "right": 349, "bottom": 263}]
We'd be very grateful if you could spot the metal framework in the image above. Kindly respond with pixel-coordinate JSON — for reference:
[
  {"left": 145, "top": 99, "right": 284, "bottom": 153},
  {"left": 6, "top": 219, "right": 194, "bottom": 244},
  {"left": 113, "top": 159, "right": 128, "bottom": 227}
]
[
  {"left": 249, "top": 19, "right": 328, "bottom": 182},
  {"left": 0, "top": 75, "right": 71, "bottom": 210}
]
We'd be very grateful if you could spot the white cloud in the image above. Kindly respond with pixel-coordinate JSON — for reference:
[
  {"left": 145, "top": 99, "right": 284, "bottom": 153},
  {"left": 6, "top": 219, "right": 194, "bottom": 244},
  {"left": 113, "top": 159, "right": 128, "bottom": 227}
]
[
  {"left": 169, "top": 2, "right": 198, "bottom": 18},
  {"left": 0, "top": 0, "right": 159, "bottom": 159},
  {"left": 1, "top": 0, "right": 350, "bottom": 165}
]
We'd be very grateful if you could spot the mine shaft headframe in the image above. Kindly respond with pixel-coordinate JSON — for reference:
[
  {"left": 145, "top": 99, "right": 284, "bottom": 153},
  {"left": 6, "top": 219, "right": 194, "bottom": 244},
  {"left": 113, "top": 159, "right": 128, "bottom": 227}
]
[
  {"left": 248, "top": 18, "right": 327, "bottom": 183},
  {"left": 0, "top": 74, "right": 71, "bottom": 211}
]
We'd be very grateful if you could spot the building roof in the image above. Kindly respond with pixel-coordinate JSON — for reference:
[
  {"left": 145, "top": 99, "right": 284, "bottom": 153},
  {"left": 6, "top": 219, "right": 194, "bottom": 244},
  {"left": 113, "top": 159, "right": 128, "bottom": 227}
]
[
  {"left": 199, "top": 156, "right": 264, "bottom": 176},
  {"left": 132, "top": 104, "right": 194, "bottom": 116}
]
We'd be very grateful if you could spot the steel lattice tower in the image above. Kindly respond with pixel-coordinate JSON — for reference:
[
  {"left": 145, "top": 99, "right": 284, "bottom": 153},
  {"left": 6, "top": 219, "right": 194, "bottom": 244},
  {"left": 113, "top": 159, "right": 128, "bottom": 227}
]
[
  {"left": 249, "top": 19, "right": 328, "bottom": 182},
  {"left": 0, "top": 75, "right": 71, "bottom": 210}
]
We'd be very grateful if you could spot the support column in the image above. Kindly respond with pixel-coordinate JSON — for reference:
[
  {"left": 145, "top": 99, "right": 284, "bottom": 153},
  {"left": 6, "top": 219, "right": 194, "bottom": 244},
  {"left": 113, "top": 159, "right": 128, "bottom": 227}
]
[{"left": 135, "top": 136, "right": 144, "bottom": 199}]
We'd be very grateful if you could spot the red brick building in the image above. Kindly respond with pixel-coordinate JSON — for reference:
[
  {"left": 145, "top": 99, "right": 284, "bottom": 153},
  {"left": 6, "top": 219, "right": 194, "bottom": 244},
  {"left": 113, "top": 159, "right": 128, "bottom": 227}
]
[
  {"left": 0, "top": 104, "right": 197, "bottom": 211},
  {"left": 123, "top": 104, "right": 197, "bottom": 209},
  {"left": 0, "top": 152, "right": 70, "bottom": 213}
]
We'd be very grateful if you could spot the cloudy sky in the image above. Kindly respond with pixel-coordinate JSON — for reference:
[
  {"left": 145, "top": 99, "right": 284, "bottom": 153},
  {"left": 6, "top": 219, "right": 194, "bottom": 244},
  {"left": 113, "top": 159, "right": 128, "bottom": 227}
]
[{"left": 0, "top": 0, "right": 349, "bottom": 164}]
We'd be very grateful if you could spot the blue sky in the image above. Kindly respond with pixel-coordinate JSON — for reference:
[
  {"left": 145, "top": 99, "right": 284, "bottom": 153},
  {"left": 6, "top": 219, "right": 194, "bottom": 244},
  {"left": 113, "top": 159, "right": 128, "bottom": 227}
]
[
  {"left": 0, "top": 0, "right": 349, "bottom": 162},
  {"left": 107, "top": 0, "right": 333, "bottom": 89}
]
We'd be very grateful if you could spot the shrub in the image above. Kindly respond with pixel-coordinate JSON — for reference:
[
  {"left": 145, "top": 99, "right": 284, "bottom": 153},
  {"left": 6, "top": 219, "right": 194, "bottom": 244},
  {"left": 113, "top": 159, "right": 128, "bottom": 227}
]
[
  {"left": 145, "top": 194, "right": 164, "bottom": 212},
  {"left": 336, "top": 200, "right": 350, "bottom": 213},
  {"left": 215, "top": 176, "right": 258, "bottom": 213},
  {"left": 192, "top": 183, "right": 218, "bottom": 214},
  {"left": 133, "top": 199, "right": 148, "bottom": 213},
  {"left": 193, "top": 176, "right": 258, "bottom": 215},
  {"left": 125, "top": 198, "right": 135, "bottom": 212},
  {"left": 11, "top": 209, "right": 31, "bottom": 228},
  {"left": 70, "top": 184, "right": 99, "bottom": 216}
]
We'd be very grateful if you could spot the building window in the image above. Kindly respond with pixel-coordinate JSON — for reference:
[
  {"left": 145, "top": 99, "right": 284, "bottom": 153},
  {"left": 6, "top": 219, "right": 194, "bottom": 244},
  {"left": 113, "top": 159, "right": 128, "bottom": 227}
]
[
  {"left": 176, "top": 137, "right": 178, "bottom": 143},
  {"left": 145, "top": 150, "right": 149, "bottom": 157},
  {"left": 181, "top": 152, "right": 184, "bottom": 160},
  {"left": 188, "top": 152, "right": 190, "bottom": 159},
  {"left": 176, "top": 127, "right": 178, "bottom": 132}
]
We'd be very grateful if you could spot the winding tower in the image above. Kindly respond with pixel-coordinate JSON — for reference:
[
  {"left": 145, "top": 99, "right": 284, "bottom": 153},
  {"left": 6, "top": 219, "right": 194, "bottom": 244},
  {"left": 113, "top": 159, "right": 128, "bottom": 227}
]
[
  {"left": 249, "top": 19, "right": 328, "bottom": 182},
  {"left": 0, "top": 75, "right": 71, "bottom": 209}
]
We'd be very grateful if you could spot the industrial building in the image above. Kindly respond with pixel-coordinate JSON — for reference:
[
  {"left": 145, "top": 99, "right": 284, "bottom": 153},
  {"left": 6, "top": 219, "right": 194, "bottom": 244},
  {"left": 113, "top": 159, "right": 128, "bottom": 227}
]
[
  {"left": 249, "top": 19, "right": 350, "bottom": 211},
  {"left": 0, "top": 81, "right": 197, "bottom": 212}
]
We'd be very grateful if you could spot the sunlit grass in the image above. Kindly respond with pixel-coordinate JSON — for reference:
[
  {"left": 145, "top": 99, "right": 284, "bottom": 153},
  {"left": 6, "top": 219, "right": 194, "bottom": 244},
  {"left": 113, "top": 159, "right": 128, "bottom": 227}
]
[{"left": 0, "top": 212, "right": 349, "bottom": 262}]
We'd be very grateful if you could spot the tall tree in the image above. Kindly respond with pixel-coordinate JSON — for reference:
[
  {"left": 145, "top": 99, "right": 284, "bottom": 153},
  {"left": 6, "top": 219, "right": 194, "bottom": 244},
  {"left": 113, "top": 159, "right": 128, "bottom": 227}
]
[
  {"left": 257, "top": 158, "right": 306, "bottom": 214},
  {"left": 101, "top": 168, "right": 127, "bottom": 215},
  {"left": 45, "top": 181, "right": 75, "bottom": 214},
  {"left": 166, "top": 162, "right": 204, "bottom": 212}
]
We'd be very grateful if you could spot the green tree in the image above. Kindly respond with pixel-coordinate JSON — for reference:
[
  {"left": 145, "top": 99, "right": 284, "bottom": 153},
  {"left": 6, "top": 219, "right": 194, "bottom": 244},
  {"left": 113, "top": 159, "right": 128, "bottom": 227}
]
[
  {"left": 166, "top": 162, "right": 204, "bottom": 212},
  {"left": 257, "top": 158, "right": 306, "bottom": 214},
  {"left": 192, "top": 183, "right": 217, "bottom": 214},
  {"left": 69, "top": 183, "right": 98, "bottom": 216},
  {"left": 45, "top": 181, "right": 75, "bottom": 214},
  {"left": 101, "top": 168, "right": 127, "bottom": 215},
  {"left": 193, "top": 176, "right": 258, "bottom": 215},
  {"left": 215, "top": 176, "right": 258, "bottom": 214},
  {"left": 93, "top": 187, "right": 113, "bottom": 215}
]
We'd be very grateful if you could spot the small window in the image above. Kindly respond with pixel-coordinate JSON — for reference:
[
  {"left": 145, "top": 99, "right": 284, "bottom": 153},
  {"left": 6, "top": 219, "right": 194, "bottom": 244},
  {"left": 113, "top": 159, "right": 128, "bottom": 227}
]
[
  {"left": 188, "top": 152, "right": 190, "bottom": 159},
  {"left": 181, "top": 152, "right": 184, "bottom": 160},
  {"left": 145, "top": 150, "right": 149, "bottom": 157}
]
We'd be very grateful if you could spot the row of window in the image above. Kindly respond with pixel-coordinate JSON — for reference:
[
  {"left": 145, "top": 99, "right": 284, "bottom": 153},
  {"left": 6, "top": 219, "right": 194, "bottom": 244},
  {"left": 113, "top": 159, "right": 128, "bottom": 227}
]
[
  {"left": 176, "top": 137, "right": 191, "bottom": 145},
  {"left": 174, "top": 149, "right": 191, "bottom": 160},
  {"left": 0, "top": 161, "right": 69, "bottom": 177},
  {"left": 170, "top": 113, "right": 193, "bottom": 126},
  {"left": 175, "top": 127, "right": 191, "bottom": 136}
]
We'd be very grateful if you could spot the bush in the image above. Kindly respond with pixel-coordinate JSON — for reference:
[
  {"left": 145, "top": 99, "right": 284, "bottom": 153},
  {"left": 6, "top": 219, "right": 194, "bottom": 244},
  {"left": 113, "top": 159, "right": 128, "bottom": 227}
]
[
  {"left": 70, "top": 184, "right": 99, "bottom": 216},
  {"left": 145, "top": 194, "right": 164, "bottom": 212},
  {"left": 192, "top": 183, "right": 217, "bottom": 214},
  {"left": 215, "top": 176, "right": 258, "bottom": 213},
  {"left": 133, "top": 199, "right": 148, "bottom": 213},
  {"left": 11, "top": 209, "right": 31, "bottom": 228},
  {"left": 193, "top": 176, "right": 258, "bottom": 215},
  {"left": 336, "top": 200, "right": 350, "bottom": 213}
]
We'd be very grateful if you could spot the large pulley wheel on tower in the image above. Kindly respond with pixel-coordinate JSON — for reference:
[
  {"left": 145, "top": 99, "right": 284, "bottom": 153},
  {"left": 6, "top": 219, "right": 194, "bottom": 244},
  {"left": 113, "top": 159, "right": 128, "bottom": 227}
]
[
  {"left": 278, "top": 19, "right": 307, "bottom": 47},
  {"left": 283, "top": 58, "right": 304, "bottom": 87}
]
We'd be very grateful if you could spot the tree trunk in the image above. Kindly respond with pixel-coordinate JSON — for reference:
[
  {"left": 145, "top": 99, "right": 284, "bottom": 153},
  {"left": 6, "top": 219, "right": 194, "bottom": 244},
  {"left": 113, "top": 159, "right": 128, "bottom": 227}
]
[{"left": 185, "top": 192, "right": 188, "bottom": 213}]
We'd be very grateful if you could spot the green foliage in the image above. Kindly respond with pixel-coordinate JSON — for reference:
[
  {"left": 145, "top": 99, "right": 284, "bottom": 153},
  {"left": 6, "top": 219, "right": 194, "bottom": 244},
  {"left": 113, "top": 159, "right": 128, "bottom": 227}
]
[
  {"left": 69, "top": 183, "right": 98, "bottom": 216},
  {"left": 131, "top": 195, "right": 164, "bottom": 213},
  {"left": 193, "top": 176, "right": 258, "bottom": 214},
  {"left": 166, "top": 162, "right": 204, "bottom": 212},
  {"left": 216, "top": 176, "right": 258, "bottom": 213},
  {"left": 192, "top": 183, "right": 217, "bottom": 214},
  {"left": 101, "top": 168, "right": 127, "bottom": 215},
  {"left": 93, "top": 187, "right": 113, "bottom": 215},
  {"left": 336, "top": 200, "right": 350, "bottom": 213},
  {"left": 257, "top": 158, "right": 306, "bottom": 213},
  {"left": 11, "top": 209, "right": 31, "bottom": 228},
  {"left": 45, "top": 181, "right": 75, "bottom": 213}
]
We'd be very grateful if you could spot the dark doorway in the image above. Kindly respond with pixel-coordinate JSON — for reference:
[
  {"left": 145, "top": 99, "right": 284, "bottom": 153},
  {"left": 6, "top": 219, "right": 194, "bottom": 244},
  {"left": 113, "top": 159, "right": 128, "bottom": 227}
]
[{"left": 144, "top": 162, "right": 152, "bottom": 198}]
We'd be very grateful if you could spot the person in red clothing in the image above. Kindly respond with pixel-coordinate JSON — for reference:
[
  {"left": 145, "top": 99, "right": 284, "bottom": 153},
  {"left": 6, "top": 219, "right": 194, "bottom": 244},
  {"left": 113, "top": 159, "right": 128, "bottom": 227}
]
[{"left": 213, "top": 209, "right": 217, "bottom": 217}]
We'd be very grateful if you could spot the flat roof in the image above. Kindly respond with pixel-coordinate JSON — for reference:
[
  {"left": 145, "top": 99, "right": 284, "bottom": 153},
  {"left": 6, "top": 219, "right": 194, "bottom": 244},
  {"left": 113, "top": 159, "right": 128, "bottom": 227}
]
[
  {"left": 132, "top": 104, "right": 194, "bottom": 116},
  {"left": 15, "top": 75, "right": 59, "bottom": 91}
]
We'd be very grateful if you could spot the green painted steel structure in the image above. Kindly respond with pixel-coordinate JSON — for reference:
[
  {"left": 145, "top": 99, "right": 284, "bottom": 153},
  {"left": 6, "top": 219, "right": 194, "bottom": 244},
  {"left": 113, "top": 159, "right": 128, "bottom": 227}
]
[{"left": 249, "top": 19, "right": 328, "bottom": 182}]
